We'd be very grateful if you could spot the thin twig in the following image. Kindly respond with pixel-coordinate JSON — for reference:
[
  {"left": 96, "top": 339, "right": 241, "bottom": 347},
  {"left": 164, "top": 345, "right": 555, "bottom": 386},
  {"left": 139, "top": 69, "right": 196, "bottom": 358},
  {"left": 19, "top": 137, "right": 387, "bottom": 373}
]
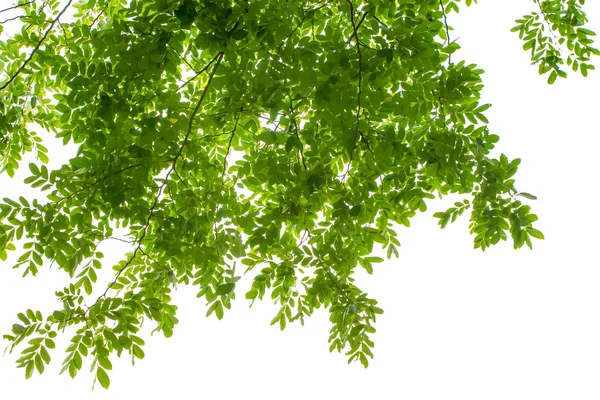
[
  {"left": 169, "top": 44, "right": 197, "bottom": 74},
  {"left": 535, "top": 0, "right": 558, "bottom": 41},
  {"left": 61, "top": 163, "right": 144, "bottom": 202},
  {"left": 358, "top": 130, "right": 372, "bottom": 154},
  {"left": 176, "top": 53, "right": 220, "bottom": 92},
  {"left": 0, "top": 1, "right": 33, "bottom": 14},
  {"left": 345, "top": 10, "right": 369, "bottom": 44},
  {"left": 439, "top": 0, "right": 451, "bottom": 64},
  {"left": 344, "top": 0, "right": 365, "bottom": 183},
  {"left": 289, "top": 98, "right": 307, "bottom": 170},
  {"left": 89, "top": 6, "right": 106, "bottom": 30},
  {"left": 277, "top": 3, "right": 328, "bottom": 53},
  {"left": 0, "top": 15, "right": 23, "bottom": 24},
  {"left": 222, "top": 114, "right": 240, "bottom": 185},
  {"left": 322, "top": 263, "right": 352, "bottom": 303}
]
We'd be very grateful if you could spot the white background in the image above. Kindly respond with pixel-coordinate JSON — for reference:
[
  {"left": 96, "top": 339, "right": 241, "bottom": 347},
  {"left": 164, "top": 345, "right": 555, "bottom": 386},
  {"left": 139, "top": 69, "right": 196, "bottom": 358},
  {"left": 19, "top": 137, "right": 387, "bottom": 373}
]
[{"left": 1, "top": 1, "right": 600, "bottom": 399}]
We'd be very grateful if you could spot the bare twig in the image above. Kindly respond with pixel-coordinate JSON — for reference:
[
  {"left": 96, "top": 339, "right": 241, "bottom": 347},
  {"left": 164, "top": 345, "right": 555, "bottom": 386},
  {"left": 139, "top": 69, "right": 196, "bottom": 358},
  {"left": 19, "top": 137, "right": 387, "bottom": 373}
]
[
  {"left": 0, "top": 14, "right": 23, "bottom": 24},
  {"left": 0, "top": 1, "right": 33, "bottom": 14},
  {"left": 371, "top": 14, "right": 388, "bottom": 29},
  {"left": 169, "top": 44, "right": 197, "bottom": 74}
]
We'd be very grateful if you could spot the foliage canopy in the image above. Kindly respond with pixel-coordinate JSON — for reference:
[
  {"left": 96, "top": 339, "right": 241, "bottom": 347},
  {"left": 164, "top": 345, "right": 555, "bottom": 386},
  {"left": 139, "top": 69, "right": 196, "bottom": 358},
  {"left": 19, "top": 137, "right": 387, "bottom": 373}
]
[{"left": 0, "top": 0, "right": 597, "bottom": 388}]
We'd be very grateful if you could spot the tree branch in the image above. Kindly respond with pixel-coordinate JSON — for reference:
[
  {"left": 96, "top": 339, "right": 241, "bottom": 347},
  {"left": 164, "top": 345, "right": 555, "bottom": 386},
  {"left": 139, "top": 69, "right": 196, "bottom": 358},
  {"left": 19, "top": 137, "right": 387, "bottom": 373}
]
[
  {"left": 0, "top": 1, "right": 33, "bottom": 14},
  {"left": 439, "top": 0, "right": 451, "bottom": 64},
  {"left": 0, "top": 0, "right": 74, "bottom": 91},
  {"left": 344, "top": 0, "right": 365, "bottom": 183},
  {"left": 535, "top": 0, "right": 558, "bottom": 41},
  {"left": 176, "top": 52, "right": 220, "bottom": 92},
  {"left": 0, "top": 14, "right": 23, "bottom": 24},
  {"left": 345, "top": 10, "right": 369, "bottom": 45}
]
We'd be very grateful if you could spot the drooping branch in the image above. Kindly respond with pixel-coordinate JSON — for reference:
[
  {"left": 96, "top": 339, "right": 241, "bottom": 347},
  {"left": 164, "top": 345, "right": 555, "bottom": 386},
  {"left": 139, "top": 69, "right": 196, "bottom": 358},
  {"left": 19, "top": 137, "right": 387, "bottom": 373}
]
[
  {"left": 0, "top": 0, "right": 74, "bottom": 91},
  {"left": 535, "top": 0, "right": 559, "bottom": 41},
  {"left": 344, "top": 0, "right": 366, "bottom": 182},
  {"left": 95, "top": 51, "right": 225, "bottom": 304}
]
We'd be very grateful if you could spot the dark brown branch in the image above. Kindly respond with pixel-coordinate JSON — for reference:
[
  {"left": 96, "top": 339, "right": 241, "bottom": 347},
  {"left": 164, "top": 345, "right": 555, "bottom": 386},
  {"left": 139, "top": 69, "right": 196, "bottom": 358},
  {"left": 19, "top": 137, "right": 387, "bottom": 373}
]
[
  {"left": 0, "top": 14, "right": 23, "bottom": 24},
  {"left": 169, "top": 44, "right": 197, "bottom": 74},
  {"left": 0, "top": 0, "right": 74, "bottom": 91},
  {"left": 358, "top": 130, "right": 373, "bottom": 154},
  {"left": 372, "top": 14, "right": 387, "bottom": 29},
  {"left": 345, "top": 10, "right": 369, "bottom": 44}
]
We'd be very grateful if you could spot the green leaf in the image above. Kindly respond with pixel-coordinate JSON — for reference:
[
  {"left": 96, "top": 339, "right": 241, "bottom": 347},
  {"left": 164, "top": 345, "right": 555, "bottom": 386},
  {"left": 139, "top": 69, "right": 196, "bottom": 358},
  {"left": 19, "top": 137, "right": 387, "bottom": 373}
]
[
  {"left": 25, "top": 361, "right": 34, "bottom": 379},
  {"left": 232, "top": 30, "right": 248, "bottom": 40},
  {"left": 98, "top": 357, "right": 112, "bottom": 370},
  {"left": 527, "top": 228, "right": 545, "bottom": 240},
  {"left": 215, "top": 283, "right": 235, "bottom": 296},
  {"left": 518, "top": 192, "right": 537, "bottom": 200},
  {"left": 40, "top": 346, "right": 51, "bottom": 364},
  {"left": 28, "top": 163, "right": 40, "bottom": 176},
  {"left": 349, "top": 205, "right": 362, "bottom": 216},
  {"left": 132, "top": 345, "right": 145, "bottom": 359},
  {"left": 34, "top": 354, "right": 44, "bottom": 374},
  {"left": 0, "top": 0, "right": 588, "bottom": 375},
  {"left": 12, "top": 324, "right": 25, "bottom": 334},
  {"left": 17, "top": 313, "right": 29, "bottom": 325},
  {"left": 96, "top": 367, "right": 110, "bottom": 389},
  {"left": 52, "top": 310, "right": 66, "bottom": 320}
]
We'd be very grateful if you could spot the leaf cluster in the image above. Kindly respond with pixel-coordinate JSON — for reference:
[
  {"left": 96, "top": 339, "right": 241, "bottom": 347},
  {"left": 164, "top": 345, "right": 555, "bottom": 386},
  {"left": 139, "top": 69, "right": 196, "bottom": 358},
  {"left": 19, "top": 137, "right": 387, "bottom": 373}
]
[{"left": 0, "top": 0, "right": 595, "bottom": 386}]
